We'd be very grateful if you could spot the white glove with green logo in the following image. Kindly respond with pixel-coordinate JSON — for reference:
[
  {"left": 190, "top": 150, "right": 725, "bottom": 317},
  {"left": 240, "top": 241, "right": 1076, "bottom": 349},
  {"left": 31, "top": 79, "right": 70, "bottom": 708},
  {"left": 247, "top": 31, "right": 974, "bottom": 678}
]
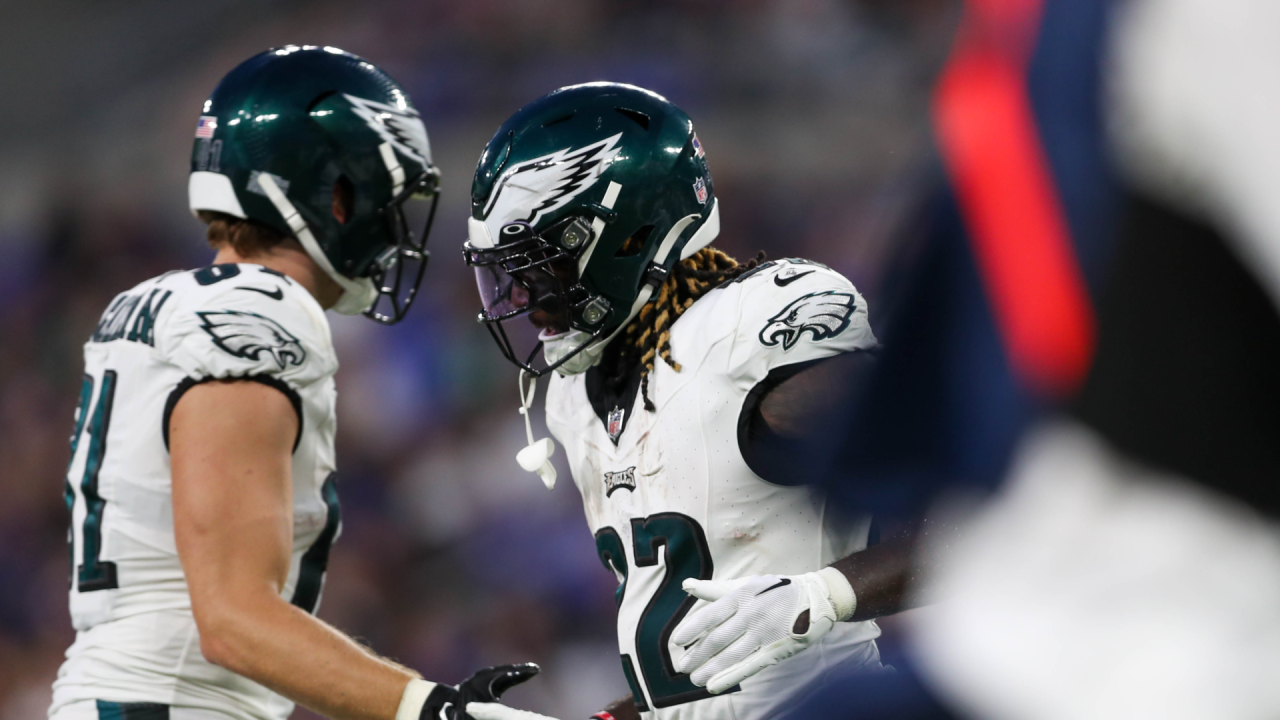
[{"left": 670, "top": 568, "right": 856, "bottom": 693}]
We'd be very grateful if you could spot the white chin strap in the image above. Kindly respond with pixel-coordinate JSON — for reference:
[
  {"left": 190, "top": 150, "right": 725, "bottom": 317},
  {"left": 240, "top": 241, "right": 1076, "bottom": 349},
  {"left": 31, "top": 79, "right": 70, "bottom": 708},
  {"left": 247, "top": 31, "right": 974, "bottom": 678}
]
[
  {"left": 256, "top": 172, "right": 377, "bottom": 315},
  {"left": 680, "top": 198, "right": 720, "bottom": 260}
]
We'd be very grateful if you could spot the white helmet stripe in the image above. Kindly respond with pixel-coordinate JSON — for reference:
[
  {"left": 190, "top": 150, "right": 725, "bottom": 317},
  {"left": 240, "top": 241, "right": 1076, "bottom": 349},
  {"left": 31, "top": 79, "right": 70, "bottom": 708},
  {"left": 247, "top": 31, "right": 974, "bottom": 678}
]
[
  {"left": 577, "top": 181, "right": 622, "bottom": 277},
  {"left": 379, "top": 142, "right": 406, "bottom": 197}
]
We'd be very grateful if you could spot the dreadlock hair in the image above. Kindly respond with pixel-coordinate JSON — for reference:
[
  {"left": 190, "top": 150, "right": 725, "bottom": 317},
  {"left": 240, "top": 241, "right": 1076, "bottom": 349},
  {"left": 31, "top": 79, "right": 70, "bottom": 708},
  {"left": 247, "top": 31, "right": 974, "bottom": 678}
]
[{"left": 600, "top": 247, "right": 767, "bottom": 412}]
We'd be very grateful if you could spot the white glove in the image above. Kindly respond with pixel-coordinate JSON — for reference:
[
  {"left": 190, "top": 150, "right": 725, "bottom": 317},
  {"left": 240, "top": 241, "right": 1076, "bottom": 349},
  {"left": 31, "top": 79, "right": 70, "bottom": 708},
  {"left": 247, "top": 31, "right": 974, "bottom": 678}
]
[
  {"left": 466, "top": 703, "right": 559, "bottom": 720},
  {"left": 670, "top": 568, "right": 856, "bottom": 693}
]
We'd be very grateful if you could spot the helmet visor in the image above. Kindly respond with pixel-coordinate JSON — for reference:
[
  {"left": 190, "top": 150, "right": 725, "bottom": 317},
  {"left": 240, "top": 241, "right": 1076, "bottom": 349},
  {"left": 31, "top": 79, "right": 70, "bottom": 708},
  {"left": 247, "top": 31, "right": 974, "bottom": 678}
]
[
  {"left": 464, "top": 218, "right": 599, "bottom": 375},
  {"left": 464, "top": 222, "right": 579, "bottom": 323},
  {"left": 473, "top": 262, "right": 531, "bottom": 320}
]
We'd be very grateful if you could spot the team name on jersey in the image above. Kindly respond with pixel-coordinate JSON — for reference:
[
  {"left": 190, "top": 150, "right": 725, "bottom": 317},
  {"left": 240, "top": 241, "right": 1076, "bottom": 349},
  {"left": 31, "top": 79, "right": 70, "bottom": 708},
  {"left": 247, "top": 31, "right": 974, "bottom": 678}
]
[
  {"left": 604, "top": 466, "right": 637, "bottom": 496},
  {"left": 90, "top": 288, "right": 173, "bottom": 347}
]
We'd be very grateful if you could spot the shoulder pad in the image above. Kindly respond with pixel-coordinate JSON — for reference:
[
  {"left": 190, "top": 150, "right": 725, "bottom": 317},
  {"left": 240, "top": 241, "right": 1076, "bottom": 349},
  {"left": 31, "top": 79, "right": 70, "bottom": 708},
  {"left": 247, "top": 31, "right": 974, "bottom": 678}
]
[
  {"left": 156, "top": 264, "right": 336, "bottom": 385},
  {"left": 725, "top": 258, "right": 877, "bottom": 379}
]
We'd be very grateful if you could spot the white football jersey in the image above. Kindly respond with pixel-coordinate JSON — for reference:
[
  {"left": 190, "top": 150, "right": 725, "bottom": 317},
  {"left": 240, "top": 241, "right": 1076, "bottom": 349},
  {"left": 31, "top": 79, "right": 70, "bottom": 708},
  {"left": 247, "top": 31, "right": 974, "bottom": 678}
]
[
  {"left": 546, "top": 259, "right": 882, "bottom": 720},
  {"left": 49, "top": 263, "right": 340, "bottom": 720}
]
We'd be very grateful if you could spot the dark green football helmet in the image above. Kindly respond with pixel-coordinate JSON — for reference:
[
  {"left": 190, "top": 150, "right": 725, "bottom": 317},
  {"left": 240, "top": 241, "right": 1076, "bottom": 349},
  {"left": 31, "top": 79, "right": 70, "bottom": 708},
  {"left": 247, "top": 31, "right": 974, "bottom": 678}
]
[
  {"left": 465, "top": 82, "right": 719, "bottom": 375},
  {"left": 189, "top": 45, "right": 440, "bottom": 323}
]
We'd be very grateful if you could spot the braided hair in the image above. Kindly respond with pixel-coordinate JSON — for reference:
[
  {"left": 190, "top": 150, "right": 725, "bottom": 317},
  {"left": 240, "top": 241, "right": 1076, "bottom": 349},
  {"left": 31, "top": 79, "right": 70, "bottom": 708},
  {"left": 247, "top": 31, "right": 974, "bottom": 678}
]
[{"left": 600, "top": 247, "right": 766, "bottom": 411}]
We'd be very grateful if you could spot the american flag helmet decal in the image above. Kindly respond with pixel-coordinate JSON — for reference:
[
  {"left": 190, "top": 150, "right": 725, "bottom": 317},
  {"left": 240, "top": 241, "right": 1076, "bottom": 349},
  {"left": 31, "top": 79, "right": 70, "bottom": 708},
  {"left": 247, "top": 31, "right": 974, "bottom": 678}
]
[{"left": 195, "top": 115, "right": 218, "bottom": 139}]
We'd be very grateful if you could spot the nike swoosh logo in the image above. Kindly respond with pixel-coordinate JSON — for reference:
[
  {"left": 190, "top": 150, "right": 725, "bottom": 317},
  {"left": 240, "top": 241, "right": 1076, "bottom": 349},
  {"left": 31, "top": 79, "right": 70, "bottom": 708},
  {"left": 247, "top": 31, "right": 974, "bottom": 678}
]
[
  {"left": 774, "top": 270, "right": 815, "bottom": 287},
  {"left": 236, "top": 286, "right": 284, "bottom": 301},
  {"left": 756, "top": 578, "right": 791, "bottom": 596}
]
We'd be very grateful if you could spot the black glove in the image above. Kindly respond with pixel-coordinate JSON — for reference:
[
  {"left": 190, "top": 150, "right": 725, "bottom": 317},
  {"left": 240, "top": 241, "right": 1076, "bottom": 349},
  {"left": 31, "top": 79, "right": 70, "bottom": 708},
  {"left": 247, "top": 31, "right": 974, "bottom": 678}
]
[{"left": 420, "top": 663, "right": 541, "bottom": 720}]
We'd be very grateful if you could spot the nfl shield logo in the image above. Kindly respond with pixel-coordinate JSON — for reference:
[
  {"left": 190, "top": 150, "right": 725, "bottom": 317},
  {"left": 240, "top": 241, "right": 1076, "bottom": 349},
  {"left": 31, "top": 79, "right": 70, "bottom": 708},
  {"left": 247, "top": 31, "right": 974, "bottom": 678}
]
[
  {"left": 195, "top": 115, "right": 218, "bottom": 139},
  {"left": 693, "top": 177, "right": 708, "bottom": 205},
  {"left": 607, "top": 405, "right": 625, "bottom": 443}
]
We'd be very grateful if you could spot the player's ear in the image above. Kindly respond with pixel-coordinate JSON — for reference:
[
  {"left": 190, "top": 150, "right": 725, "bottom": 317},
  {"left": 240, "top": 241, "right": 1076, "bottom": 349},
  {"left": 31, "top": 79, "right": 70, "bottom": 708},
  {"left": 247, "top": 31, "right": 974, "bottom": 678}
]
[{"left": 332, "top": 175, "right": 354, "bottom": 224}]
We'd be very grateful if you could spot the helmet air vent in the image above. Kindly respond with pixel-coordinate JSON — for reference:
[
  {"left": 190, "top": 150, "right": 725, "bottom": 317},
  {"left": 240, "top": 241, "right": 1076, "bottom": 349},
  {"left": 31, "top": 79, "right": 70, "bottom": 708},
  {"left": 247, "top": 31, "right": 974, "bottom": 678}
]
[
  {"left": 541, "top": 113, "right": 576, "bottom": 128},
  {"left": 306, "top": 90, "right": 338, "bottom": 112},
  {"left": 333, "top": 175, "right": 355, "bottom": 224},
  {"left": 614, "top": 108, "right": 650, "bottom": 130},
  {"left": 615, "top": 225, "right": 653, "bottom": 257}
]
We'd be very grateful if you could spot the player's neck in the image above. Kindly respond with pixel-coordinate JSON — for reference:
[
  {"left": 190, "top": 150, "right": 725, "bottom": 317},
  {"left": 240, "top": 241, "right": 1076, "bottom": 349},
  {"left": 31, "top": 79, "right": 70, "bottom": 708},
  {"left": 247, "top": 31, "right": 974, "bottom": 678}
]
[{"left": 212, "top": 242, "right": 344, "bottom": 310}]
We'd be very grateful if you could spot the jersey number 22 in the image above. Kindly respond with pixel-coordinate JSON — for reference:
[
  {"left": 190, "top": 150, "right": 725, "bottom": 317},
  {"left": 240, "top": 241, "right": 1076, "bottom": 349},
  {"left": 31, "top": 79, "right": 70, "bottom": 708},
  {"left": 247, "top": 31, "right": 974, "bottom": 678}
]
[{"left": 596, "top": 513, "right": 735, "bottom": 710}]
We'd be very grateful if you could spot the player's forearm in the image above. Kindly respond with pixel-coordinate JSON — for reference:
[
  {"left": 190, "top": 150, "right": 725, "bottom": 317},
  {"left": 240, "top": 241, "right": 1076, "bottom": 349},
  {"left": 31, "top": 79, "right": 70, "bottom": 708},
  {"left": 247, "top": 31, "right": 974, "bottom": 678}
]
[
  {"left": 195, "top": 590, "right": 416, "bottom": 720},
  {"left": 828, "top": 537, "right": 918, "bottom": 621},
  {"left": 601, "top": 695, "right": 641, "bottom": 720},
  {"left": 829, "top": 516, "right": 953, "bottom": 620}
]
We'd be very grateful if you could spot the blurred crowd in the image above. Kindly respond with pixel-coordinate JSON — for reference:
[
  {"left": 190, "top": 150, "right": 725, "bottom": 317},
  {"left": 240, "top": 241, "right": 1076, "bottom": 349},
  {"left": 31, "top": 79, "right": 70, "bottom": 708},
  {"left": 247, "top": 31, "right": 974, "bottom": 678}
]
[{"left": 0, "top": 1, "right": 948, "bottom": 717}]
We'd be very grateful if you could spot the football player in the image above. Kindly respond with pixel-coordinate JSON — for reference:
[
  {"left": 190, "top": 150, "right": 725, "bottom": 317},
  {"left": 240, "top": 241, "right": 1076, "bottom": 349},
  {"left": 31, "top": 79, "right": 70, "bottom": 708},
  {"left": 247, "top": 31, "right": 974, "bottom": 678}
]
[
  {"left": 50, "top": 47, "right": 535, "bottom": 720},
  {"left": 461, "top": 83, "right": 921, "bottom": 720}
]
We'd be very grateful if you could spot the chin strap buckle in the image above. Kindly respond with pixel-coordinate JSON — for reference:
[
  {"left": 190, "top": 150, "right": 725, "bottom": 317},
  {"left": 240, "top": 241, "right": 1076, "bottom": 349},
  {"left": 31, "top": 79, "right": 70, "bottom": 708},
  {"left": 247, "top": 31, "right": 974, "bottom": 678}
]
[{"left": 644, "top": 262, "right": 670, "bottom": 288}]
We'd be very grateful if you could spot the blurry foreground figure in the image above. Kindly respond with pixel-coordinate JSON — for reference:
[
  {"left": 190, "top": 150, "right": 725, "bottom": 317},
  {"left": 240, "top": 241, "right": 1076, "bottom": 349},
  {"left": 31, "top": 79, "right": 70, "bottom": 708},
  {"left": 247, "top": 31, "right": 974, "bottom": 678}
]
[
  {"left": 462, "top": 83, "right": 922, "bottom": 720},
  {"left": 793, "top": 0, "right": 1280, "bottom": 717},
  {"left": 50, "top": 46, "right": 537, "bottom": 720}
]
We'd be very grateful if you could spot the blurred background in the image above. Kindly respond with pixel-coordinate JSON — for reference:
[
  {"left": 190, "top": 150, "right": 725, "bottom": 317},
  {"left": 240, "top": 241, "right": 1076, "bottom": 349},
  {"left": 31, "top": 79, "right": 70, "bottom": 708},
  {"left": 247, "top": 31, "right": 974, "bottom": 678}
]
[{"left": 0, "top": 1, "right": 959, "bottom": 717}]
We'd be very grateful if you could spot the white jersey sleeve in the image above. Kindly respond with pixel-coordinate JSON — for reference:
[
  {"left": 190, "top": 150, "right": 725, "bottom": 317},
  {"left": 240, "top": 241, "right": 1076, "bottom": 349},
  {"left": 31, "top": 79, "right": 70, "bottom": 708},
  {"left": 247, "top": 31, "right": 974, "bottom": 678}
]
[
  {"left": 725, "top": 259, "right": 877, "bottom": 382},
  {"left": 158, "top": 271, "right": 337, "bottom": 390}
]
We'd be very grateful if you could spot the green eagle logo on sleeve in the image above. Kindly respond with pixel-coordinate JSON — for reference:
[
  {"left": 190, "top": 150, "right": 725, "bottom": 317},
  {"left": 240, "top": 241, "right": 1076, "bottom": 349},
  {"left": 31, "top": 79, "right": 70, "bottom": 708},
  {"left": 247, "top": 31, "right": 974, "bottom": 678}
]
[
  {"left": 759, "top": 291, "right": 857, "bottom": 351},
  {"left": 197, "top": 310, "right": 307, "bottom": 370}
]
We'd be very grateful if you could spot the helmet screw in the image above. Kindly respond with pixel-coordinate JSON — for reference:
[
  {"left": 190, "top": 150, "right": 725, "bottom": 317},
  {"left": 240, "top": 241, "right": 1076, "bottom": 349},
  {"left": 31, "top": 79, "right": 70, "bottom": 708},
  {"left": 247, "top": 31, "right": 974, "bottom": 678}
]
[
  {"left": 582, "top": 297, "right": 610, "bottom": 325},
  {"left": 561, "top": 218, "right": 592, "bottom": 250}
]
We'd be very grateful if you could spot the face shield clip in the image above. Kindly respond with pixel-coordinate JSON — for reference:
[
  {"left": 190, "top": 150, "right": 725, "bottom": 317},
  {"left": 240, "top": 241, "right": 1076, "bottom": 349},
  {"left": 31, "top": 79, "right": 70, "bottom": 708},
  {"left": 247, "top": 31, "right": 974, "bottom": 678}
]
[
  {"left": 581, "top": 297, "right": 611, "bottom": 326},
  {"left": 560, "top": 217, "right": 593, "bottom": 250}
]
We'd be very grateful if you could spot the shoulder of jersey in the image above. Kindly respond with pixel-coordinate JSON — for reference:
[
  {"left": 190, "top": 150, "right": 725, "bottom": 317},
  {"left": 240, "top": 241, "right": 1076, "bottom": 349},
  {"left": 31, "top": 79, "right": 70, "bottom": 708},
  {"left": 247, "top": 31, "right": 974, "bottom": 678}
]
[
  {"left": 151, "top": 264, "right": 337, "bottom": 383},
  {"left": 672, "top": 257, "right": 876, "bottom": 377},
  {"left": 678, "top": 258, "right": 858, "bottom": 340},
  {"left": 727, "top": 257, "right": 853, "bottom": 300}
]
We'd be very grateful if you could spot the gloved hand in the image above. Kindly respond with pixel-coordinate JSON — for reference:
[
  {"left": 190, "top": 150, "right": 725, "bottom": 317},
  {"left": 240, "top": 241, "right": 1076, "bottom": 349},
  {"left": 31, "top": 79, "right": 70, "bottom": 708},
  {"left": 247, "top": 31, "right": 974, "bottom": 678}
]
[
  {"left": 669, "top": 568, "right": 856, "bottom": 693},
  {"left": 465, "top": 703, "right": 559, "bottom": 720},
  {"left": 420, "top": 664, "right": 541, "bottom": 720}
]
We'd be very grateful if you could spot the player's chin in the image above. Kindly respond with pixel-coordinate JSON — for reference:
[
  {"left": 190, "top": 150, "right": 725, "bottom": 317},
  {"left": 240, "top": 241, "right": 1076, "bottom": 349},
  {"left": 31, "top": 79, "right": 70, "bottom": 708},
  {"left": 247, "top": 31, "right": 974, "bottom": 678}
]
[{"left": 529, "top": 309, "right": 570, "bottom": 337}]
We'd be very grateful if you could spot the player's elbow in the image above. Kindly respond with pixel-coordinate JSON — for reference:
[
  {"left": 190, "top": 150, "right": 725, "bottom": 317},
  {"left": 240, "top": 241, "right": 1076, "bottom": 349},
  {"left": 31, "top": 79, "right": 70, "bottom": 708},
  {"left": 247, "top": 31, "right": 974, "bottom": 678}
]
[
  {"left": 191, "top": 594, "right": 264, "bottom": 674},
  {"left": 196, "top": 624, "right": 241, "bottom": 672}
]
